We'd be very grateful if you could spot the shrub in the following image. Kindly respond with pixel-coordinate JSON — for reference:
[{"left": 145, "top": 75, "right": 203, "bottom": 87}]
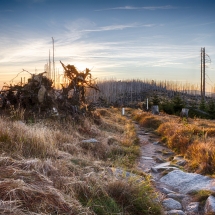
[{"left": 161, "top": 101, "right": 174, "bottom": 114}]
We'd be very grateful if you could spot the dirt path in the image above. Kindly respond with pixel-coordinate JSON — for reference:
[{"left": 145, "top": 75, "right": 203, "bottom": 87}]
[
  {"left": 135, "top": 122, "right": 174, "bottom": 179},
  {"left": 134, "top": 122, "right": 198, "bottom": 214}
]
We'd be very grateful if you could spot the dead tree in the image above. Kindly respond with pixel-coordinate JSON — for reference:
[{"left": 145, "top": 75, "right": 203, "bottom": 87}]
[
  {"left": 0, "top": 72, "right": 54, "bottom": 115},
  {"left": 59, "top": 61, "right": 99, "bottom": 113}
]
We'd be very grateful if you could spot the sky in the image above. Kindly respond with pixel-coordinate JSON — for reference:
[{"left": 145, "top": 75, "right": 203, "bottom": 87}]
[{"left": 0, "top": 0, "right": 215, "bottom": 90}]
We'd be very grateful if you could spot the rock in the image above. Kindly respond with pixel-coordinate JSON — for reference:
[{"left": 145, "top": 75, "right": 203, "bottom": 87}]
[
  {"left": 155, "top": 156, "right": 166, "bottom": 163},
  {"left": 186, "top": 202, "right": 199, "bottom": 215},
  {"left": 110, "top": 168, "right": 144, "bottom": 181},
  {"left": 142, "top": 156, "right": 154, "bottom": 160},
  {"left": 160, "top": 170, "right": 215, "bottom": 194},
  {"left": 154, "top": 161, "right": 170, "bottom": 167},
  {"left": 176, "top": 160, "right": 187, "bottom": 166},
  {"left": 165, "top": 210, "right": 185, "bottom": 215},
  {"left": 162, "top": 198, "right": 182, "bottom": 210},
  {"left": 172, "top": 156, "right": 187, "bottom": 166},
  {"left": 81, "top": 138, "right": 99, "bottom": 143},
  {"left": 151, "top": 167, "right": 158, "bottom": 173},
  {"left": 159, "top": 187, "right": 176, "bottom": 195},
  {"left": 204, "top": 195, "right": 215, "bottom": 214},
  {"left": 167, "top": 193, "right": 186, "bottom": 200},
  {"left": 153, "top": 141, "right": 161, "bottom": 145},
  {"left": 80, "top": 139, "right": 100, "bottom": 149},
  {"left": 162, "top": 150, "right": 174, "bottom": 156},
  {"left": 152, "top": 162, "right": 179, "bottom": 172}
]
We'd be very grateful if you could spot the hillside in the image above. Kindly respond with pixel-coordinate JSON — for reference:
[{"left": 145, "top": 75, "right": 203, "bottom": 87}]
[
  {"left": 2, "top": 106, "right": 215, "bottom": 214},
  {"left": 0, "top": 108, "right": 162, "bottom": 215}
]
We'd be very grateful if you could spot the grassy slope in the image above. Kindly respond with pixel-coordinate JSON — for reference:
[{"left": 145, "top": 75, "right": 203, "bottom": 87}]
[
  {"left": 0, "top": 108, "right": 162, "bottom": 215},
  {"left": 132, "top": 109, "right": 215, "bottom": 175}
]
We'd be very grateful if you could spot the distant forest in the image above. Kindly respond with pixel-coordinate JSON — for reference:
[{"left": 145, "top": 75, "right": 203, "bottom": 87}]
[{"left": 86, "top": 79, "right": 215, "bottom": 119}]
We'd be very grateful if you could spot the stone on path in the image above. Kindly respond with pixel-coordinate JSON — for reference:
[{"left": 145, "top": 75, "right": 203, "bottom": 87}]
[
  {"left": 160, "top": 170, "right": 215, "bottom": 194},
  {"left": 162, "top": 198, "right": 182, "bottom": 210},
  {"left": 167, "top": 193, "right": 186, "bottom": 200},
  {"left": 172, "top": 156, "right": 187, "bottom": 166},
  {"left": 165, "top": 210, "right": 185, "bottom": 215},
  {"left": 204, "top": 195, "right": 215, "bottom": 214},
  {"left": 151, "top": 162, "right": 179, "bottom": 173},
  {"left": 153, "top": 141, "right": 160, "bottom": 145},
  {"left": 186, "top": 202, "right": 199, "bottom": 215},
  {"left": 110, "top": 167, "right": 144, "bottom": 182},
  {"left": 155, "top": 156, "right": 166, "bottom": 163},
  {"left": 142, "top": 156, "right": 153, "bottom": 160},
  {"left": 159, "top": 187, "right": 176, "bottom": 195}
]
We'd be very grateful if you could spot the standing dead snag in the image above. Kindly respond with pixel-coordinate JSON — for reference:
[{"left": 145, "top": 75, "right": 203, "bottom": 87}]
[{"left": 60, "top": 61, "right": 99, "bottom": 113}]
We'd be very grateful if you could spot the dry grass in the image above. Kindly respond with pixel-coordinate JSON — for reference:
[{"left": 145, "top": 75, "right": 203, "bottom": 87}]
[
  {"left": 0, "top": 108, "right": 162, "bottom": 214},
  {"left": 106, "top": 179, "right": 161, "bottom": 215},
  {"left": 186, "top": 141, "right": 215, "bottom": 174},
  {"left": 0, "top": 119, "right": 57, "bottom": 158},
  {"left": 132, "top": 110, "right": 215, "bottom": 175},
  {"left": 132, "top": 110, "right": 163, "bottom": 130}
]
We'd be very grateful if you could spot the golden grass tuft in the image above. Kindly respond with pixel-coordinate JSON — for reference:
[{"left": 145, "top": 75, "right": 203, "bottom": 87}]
[
  {"left": 132, "top": 110, "right": 163, "bottom": 129},
  {"left": 0, "top": 119, "right": 57, "bottom": 158},
  {"left": 186, "top": 140, "right": 215, "bottom": 174},
  {"left": 157, "top": 120, "right": 215, "bottom": 174}
]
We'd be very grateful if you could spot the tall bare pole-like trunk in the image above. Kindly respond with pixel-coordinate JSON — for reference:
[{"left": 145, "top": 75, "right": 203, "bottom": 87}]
[
  {"left": 49, "top": 49, "right": 51, "bottom": 80},
  {"left": 201, "top": 47, "right": 206, "bottom": 99},
  {"left": 201, "top": 48, "right": 203, "bottom": 97},
  {"left": 52, "top": 37, "right": 55, "bottom": 88},
  {"left": 203, "top": 47, "right": 206, "bottom": 99}
]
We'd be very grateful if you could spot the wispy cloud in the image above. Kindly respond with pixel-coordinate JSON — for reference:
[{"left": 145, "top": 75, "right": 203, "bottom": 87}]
[
  {"left": 63, "top": 19, "right": 96, "bottom": 41},
  {"left": 95, "top": 5, "right": 177, "bottom": 11},
  {"left": 83, "top": 23, "right": 154, "bottom": 32}
]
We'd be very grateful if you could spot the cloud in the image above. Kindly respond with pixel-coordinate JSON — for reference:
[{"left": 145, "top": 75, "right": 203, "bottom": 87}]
[
  {"left": 62, "top": 19, "right": 96, "bottom": 41},
  {"left": 83, "top": 23, "right": 154, "bottom": 32},
  {"left": 0, "top": 37, "right": 206, "bottom": 86},
  {"left": 62, "top": 19, "right": 154, "bottom": 42},
  {"left": 95, "top": 5, "right": 177, "bottom": 11}
]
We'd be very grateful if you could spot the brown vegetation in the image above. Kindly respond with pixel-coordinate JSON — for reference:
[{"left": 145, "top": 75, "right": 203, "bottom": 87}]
[
  {"left": 0, "top": 108, "right": 162, "bottom": 214},
  {"left": 132, "top": 109, "right": 215, "bottom": 175}
]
